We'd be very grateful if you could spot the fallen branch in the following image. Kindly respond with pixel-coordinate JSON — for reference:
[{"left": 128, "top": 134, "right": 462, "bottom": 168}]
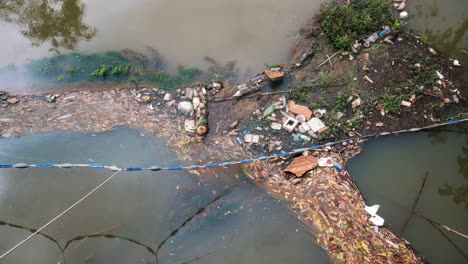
[
  {"left": 400, "top": 172, "right": 428, "bottom": 235},
  {"left": 423, "top": 216, "right": 468, "bottom": 261},
  {"left": 417, "top": 213, "right": 468, "bottom": 240},
  {"left": 208, "top": 83, "right": 349, "bottom": 103},
  {"left": 314, "top": 50, "right": 342, "bottom": 70},
  {"left": 421, "top": 91, "right": 444, "bottom": 99}
]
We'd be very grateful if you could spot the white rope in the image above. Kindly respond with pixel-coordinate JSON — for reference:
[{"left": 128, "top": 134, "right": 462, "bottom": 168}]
[{"left": 0, "top": 170, "right": 122, "bottom": 261}]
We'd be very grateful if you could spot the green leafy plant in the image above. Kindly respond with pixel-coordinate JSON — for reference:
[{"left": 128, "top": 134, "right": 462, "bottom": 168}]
[
  {"left": 198, "top": 119, "right": 207, "bottom": 127},
  {"left": 336, "top": 91, "right": 348, "bottom": 112},
  {"left": 421, "top": 35, "right": 428, "bottom": 44},
  {"left": 155, "top": 72, "right": 167, "bottom": 81},
  {"left": 129, "top": 75, "right": 138, "bottom": 83},
  {"left": 291, "top": 84, "right": 309, "bottom": 102},
  {"left": 90, "top": 65, "right": 109, "bottom": 78},
  {"left": 381, "top": 92, "right": 407, "bottom": 113},
  {"left": 323, "top": 119, "right": 361, "bottom": 138},
  {"left": 264, "top": 64, "right": 281, "bottom": 69},
  {"left": 67, "top": 66, "right": 77, "bottom": 73},
  {"left": 309, "top": 102, "right": 328, "bottom": 110},
  {"left": 318, "top": 71, "right": 329, "bottom": 86},
  {"left": 110, "top": 65, "right": 130, "bottom": 77},
  {"left": 318, "top": 0, "right": 395, "bottom": 49}
]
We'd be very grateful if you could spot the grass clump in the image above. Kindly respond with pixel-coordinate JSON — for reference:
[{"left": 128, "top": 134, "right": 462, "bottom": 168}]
[
  {"left": 318, "top": 71, "right": 329, "bottom": 86},
  {"left": 335, "top": 91, "right": 348, "bottom": 112},
  {"left": 380, "top": 91, "right": 407, "bottom": 113},
  {"left": 90, "top": 65, "right": 110, "bottom": 78},
  {"left": 318, "top": 0, "right": 396, "bottom": 49},
  {"left": 90, "top": 64, "right": 131, "bottom": 79},
  {"left": 420, "top": 35, "right": 428, "bottom": 44},
  {"left": 67, "top": 66, "right": 78, "bottom": 74},
  {"left": 110, "top": 64, "right": 130, "bottom": 77},
  {"left": 309, "top": 102, "right": 328, "bottom": 110},
  {"left": 291, "top": 84, "right": 309, "bottom": 102}
]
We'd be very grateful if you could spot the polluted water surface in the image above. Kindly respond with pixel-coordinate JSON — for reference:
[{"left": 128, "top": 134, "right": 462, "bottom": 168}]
[
  {"left": 0, "top": 127, "right": 330, "bottom": 263},
  {"left": 348, "top": 124, "right": 468, "bottom": 264}
]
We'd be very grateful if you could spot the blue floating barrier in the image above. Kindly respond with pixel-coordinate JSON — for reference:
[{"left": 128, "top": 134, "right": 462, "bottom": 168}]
[
  {"left": 89, "top": 164, "right": 104, "bottom": 168},
  {"left": 166, "top": 166, "right": 183, "bottom": 170},
  {"left": 125, "top": 167, "right": 142, "bottom": 171}
]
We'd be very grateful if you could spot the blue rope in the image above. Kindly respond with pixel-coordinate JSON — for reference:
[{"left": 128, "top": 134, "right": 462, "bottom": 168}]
[{"left": 1, "top": 118, "right": 467, "bottom": 172}]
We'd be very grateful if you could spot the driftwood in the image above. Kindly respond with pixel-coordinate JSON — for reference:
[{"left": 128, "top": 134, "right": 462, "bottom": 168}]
[
  {"left": 209, "top": 83, "right": 348, "bottom": 103},
  {"left": 400, "top": 172, "right": 428, "bottom": 235},
  {"left": 314, "top": 50, "right": 342, "bottom": 70}
]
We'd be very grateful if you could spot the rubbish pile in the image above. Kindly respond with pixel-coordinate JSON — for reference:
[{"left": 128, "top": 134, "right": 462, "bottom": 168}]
[
  {"left": 234, "top": 67, "right": 286, "bottom": 97},
  {"left": 135, "top": 82, "right": 224, "bottom": 138},
  {"left": 245, "top": 148, "right": 423, "bottom": 263},
  {"left": 341, "top": 1, "right": 410, "bottom": 58},
  {"left": 236, "top": 96, "right": 329, "bottom": 148},
  {"left": 0, "top": 91, "right": 20, "bottom": 107}
]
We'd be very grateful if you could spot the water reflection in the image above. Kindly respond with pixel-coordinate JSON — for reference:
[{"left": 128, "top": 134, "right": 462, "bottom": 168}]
[
  {"left": 408, "top": 0, "right": 468, "bottom": 79},
  {"left": 438, "top": 138, "right": 468, "bottom": 209},
  {"left": 0, "top": 0, "right": 96, "bottom": 52},
  {"left": 0, "top": 220, "right": 64, "bottom": 254},
  {"left": 426, "top": 127, "right": 468, "bottom": 209},
  {"left": 0, "top": 219, "right": 157, "bottom": 263},
  {"left": 411, "top": 0, "right": 468, "bottom": 51}
]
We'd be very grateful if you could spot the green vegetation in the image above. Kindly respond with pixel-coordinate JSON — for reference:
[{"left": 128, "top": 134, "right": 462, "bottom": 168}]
[
  {"left": 129, "top": 75, "right": 138, "bottom": 83},
  {"left": 380, "top": 91, "right": 407, "bottom": 113},
  {"left": 26, "top": 50, "right": 131, "bottom": 81},
  {"left": 318, "top": 0, "right": 396, "bottom": 49},
  {"left": 335, "top": 91, "right": 348, "bottom": 112},
  {"left": 420, "top": 35, "right": 428, "bottom": 44},
  {"left": 198, "top": 119, "right": 207, "bottom": 127},
  {"left": 265, "top": 64, "right": 281, "bottom": 69},
  {"left": 90, "top": 65, "right": 109, "bottom": 78},
  {"left": 90, "top": 64, "right": 130, "bottom": 78},
  {"left": 110, "top": 65, "right": 130, "bottom": 77},
  {"left": 291, "top": 85, "right": 309, "bottom": 102},
  {"left": 8, "top": 48, "right": 219, "bottom": 89},
  {"left": 67, "top": 66, "right": 78, "bottom": 73},
  {"left": 318, "top": 71, "right": 329, "bottom": 86},
  {"left": 323, "top": 119, "right": 361, "bottom": 138},
  {"left": 309, "top": 102, "right": 328, "bottom": 110},
  {"left": 404, "top": 51, "right": 439, "bottom": 93}
]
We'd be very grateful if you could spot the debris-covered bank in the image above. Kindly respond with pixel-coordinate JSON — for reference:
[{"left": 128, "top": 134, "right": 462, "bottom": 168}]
[{"left": 1, "top": 0, "right": 467, "bottom": 263}]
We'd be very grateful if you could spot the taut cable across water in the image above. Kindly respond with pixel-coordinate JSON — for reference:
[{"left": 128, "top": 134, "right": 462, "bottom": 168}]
[
  {"left": 0, "top": 170, "right": 122, "bottom": 261},
  {"left": 1, "top": 119, "right": 467, "bottom": 173}
]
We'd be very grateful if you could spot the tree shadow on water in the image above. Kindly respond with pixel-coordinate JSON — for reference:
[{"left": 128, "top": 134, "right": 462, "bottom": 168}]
[
  {"left": 438, "top": 138, "right": 468, "bottom": 209},
  {"left": 0, "top": 0, "right": 97, "bottom": 52}
]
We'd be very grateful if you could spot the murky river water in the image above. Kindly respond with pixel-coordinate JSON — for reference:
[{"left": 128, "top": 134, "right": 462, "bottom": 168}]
[
  {"left": 0, "top": 0, "right": 322, "bottom": 75},
  {"left": 348, "top": 124, "right": 468, "bottom": 264},
  {"left": 407, "top": 0, "right": 468, "bottom": 79},
  {"left": 0, "top": 127, "right": 330, "bottom": 263}
]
